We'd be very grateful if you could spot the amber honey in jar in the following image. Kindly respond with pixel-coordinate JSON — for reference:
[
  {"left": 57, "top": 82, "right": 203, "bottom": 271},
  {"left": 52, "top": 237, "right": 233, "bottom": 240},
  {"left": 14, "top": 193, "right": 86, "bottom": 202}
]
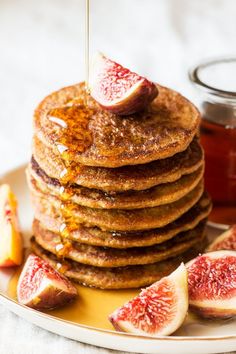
[{"left": 190, "top": 58, "right": 236, "bottom": 227}]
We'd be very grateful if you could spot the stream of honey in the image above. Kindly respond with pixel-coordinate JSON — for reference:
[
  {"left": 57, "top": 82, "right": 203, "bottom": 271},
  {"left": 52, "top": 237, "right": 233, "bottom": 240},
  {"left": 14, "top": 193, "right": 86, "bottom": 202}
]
[
  {"left": 85, "top": 0, "right": 90, "bottom": 88},
  {"left": 42, "top": 0, "right": 93, "bottom": 256},
  {"left": 46, "top": 0, "right": 93, "bottom": 253}
]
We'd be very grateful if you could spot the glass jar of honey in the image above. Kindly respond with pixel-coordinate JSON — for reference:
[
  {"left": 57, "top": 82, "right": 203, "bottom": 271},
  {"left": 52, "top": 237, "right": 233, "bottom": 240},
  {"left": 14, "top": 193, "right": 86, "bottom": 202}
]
[{"left": 190, "top": 58, "right": 236, "bottom": 228}]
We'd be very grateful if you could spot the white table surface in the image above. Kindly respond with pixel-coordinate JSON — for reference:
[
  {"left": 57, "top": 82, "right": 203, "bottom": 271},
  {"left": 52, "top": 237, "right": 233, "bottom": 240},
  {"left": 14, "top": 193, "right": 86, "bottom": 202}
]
[{"left": 0, "top": 0, "right": 236, "bottom": 353}]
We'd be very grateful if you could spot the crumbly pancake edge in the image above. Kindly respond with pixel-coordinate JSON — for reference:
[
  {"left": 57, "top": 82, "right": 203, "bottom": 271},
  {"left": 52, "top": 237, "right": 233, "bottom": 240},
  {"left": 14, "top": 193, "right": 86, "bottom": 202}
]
[
  {"left": 32, "top": 136, "right": 204, "bottom": 191},
  {"left": 32, "top": 193, "right": 211, "bottom": 248},
  {"left": 29, "top": 174, "right": 205, "bottom": 231},
  {"left": 31, "top": 235, "right": 206, "bottom": 289},
  {"left": 27, "top": 163, "right": 204, "bottom": 209},
  {"left": 33, "top": 220, "right": 206, "bottom": 267}
]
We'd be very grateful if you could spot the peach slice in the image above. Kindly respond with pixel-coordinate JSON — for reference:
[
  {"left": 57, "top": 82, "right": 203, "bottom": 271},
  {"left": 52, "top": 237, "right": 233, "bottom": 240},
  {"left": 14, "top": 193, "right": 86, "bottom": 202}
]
[
  {"left": 0, "top": 184, "right": 23, "bottom": 267},
  {"left": 109, "top": 263, "right": 188, "bottom": 336}
]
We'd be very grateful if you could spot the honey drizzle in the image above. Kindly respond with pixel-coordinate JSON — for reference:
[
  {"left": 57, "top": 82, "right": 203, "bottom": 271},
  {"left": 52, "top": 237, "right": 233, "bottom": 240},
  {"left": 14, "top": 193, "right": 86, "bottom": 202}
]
[
  {"left": 8, "top": 269, "right": 139, "bottom": 330},
  {"left": 85, "top": 0, "right": 90, "bottom": 90},
  {"left": 44, "top": 0, "right": 92, "bottom": 258},
  {"left": 47, "top": 104, "right": 93, "bottom": 258}
]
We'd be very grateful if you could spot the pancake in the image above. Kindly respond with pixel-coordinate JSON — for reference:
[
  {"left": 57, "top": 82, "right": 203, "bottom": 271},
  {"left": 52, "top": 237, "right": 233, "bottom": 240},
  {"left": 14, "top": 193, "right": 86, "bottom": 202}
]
[
  {"left": 29, "top": 75, "right": 209, "bottom": 290},
  {"left": 34, "top": 83, "right": 200, "bottom": 167},
  {"left": 32, "top": 136, "right": 204, "bottom": 192},
  {"left": 32, "top": 192, "right": 212, "bottom": 248},
  {"left": 31, "top": 239, "right": 205, "bottom": 289},
  {"left": 28, "top": 162, "right": 204, "bottom": 209},
  {"left": 29, "top": 178, "right": 204, "bottom": 231},
  {"left": 33, "top": 220, "right": 206, "bottom": 267}
]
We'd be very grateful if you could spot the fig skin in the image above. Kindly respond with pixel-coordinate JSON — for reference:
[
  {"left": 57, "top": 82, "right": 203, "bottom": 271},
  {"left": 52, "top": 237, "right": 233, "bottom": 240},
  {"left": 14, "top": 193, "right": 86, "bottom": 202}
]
[
  {"left": 207, "top": 225, "right": 236, "bottom": 252},
  {"left": 109, "top": 263, "right": 188, "bottom": 337},
  {"left": 98, "top": 81, "right": 158, "bottom": 116},
  {"left": 186, "top": 250, "right": 236, "bottom": 319},
  {"left": 23, "top": 282, "right": 76, "bottom": 310},
  {"left": 89, "top": 53, "right": 158, "bottom": 116},
  {"left": 189, "top": 304, "right": 235, "bottom": 319},
  {"left": 17, "top": 254, "right": 77, "bottom": 310}
]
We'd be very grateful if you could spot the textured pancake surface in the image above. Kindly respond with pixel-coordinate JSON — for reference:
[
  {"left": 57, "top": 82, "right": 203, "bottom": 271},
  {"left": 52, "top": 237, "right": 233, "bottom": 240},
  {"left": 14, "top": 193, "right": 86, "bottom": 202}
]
[
  {"left": 28, "top": 162, "right": 204, "bottom": 209},
  {"left": 31, "top": 238, "right": 205, "bottom": 289},
  {"left": 32, "top": 192, "right": 211, "bottom": 248},
  {"left": 29, "top": 178, "right": 204, "bottom": 231},
  {"left": 32, "top": 136, "right": 204, "bottom": 191},
  {"left": 33, "top": 220, "right": 206, "bottom": 267},
  {"left": 34, "top": 83, "right": 200, "bottom": 167}
]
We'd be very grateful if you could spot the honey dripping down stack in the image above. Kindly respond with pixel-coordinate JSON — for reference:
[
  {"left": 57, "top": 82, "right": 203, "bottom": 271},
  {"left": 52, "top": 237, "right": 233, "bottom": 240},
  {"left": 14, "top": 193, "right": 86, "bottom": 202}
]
[
  {"left": 48, "top": 103, "right": 94, "bottom": 256},
  {"left": 28, "top": 56, "right": 212, "bottom": 289}
]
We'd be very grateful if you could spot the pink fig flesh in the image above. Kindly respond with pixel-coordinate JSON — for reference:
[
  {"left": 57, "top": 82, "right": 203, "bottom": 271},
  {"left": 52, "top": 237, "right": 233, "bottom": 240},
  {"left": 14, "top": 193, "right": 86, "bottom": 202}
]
[
  {"left": 17, "top": 254, "right": 77, "bottom": 310},
  {"left": 187, "top": 251, "right": 236, "bottom": 319},
  {"left": 207, "top": 225, "right": 236, "bottom": 251},
  {"left": 109, "top": 263, "right": 188, "bottom": 336},
  {"left": 89, "top": 53, "right": 158, "bottom": 115}
]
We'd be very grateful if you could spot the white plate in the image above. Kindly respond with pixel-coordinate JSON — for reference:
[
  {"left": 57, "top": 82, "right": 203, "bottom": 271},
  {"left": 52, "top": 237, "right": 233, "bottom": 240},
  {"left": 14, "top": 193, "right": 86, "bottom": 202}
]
[{"left": 0, "top": 165, "right": 236, "bottom": 354}]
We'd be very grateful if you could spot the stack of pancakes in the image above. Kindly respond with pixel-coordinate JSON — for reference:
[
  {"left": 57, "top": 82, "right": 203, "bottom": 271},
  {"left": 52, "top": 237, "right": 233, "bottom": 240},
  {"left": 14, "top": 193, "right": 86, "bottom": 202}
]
[{"left": 27, "top": 83, "right": 211, "bottom": 289}]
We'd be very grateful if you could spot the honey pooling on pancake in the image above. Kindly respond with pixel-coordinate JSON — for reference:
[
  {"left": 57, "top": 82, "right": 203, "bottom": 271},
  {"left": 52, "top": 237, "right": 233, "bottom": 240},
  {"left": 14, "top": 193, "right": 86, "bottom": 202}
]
[
  {"left": 47, "top": 105, "right": 93, "bottom": 257},
  {"left": 47, "top": 105, "right": 93, "bottom": 184}
]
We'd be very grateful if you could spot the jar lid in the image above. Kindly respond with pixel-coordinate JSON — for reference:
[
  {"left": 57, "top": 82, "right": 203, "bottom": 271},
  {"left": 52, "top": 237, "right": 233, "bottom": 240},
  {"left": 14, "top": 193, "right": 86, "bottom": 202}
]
[{"left": 189, "top": 57, "right": 236, "bottom": 99}]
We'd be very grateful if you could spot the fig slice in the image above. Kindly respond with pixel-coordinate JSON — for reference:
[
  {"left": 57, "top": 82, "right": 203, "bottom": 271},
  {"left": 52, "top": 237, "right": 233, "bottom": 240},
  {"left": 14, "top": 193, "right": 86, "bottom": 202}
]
[
  {"left": 207, "top": 225, "right": 236, "bottom": 252},
  {"left": 89, "top": 53, "right": 158, "bottom": 115},
  {"left": 17, "top": 254, "right": 77, "bottom": 310},
  {"left": 109, "top": 263, "right": 188, "bottom": 336},
  {"left": 187, "top": 250, "right": 236, "bottom": 319}
]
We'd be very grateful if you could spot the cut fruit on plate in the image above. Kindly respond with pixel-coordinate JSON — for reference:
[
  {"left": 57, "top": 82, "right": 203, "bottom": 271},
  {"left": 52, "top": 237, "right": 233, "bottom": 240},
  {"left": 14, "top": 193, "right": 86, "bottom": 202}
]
[
  {"left": 207, "top": 225, "right": 236, "bottom": 251},
  {"left": 0, "top": 184, "right": 23, "bottom": 267},
  {"left": 109, "top": 263, "right": 188, "bottom": 337},
  {"left": 17, "top": 254, "right": 77, "bottom": 310},
  {"left": 89, "top": 53, "right": 158, "bottom": 115},
  {"left": 187, "top": 250, "right": 236, "bottom": 319}
]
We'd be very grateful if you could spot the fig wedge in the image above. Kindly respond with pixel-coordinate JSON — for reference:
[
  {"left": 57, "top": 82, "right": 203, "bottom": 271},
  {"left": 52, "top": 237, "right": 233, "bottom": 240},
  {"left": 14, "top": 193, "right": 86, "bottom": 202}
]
[
  {"left": 89, "top": 53, "right": 158, "bottom": 115},
  {"left": 17, "top": 254, "right": 77, "bottom": 310},
  {"left": 187, "top": 250, "right": 236, "bottom": 319},
  {"left": 0, "top": 184, "right": 23, "bottom": 267},
  {"left": 207, "top": 225, "right": 236, "bottom": 251},
  {"left": 109, "top": 263, "right": 188, "bottom": 336}
]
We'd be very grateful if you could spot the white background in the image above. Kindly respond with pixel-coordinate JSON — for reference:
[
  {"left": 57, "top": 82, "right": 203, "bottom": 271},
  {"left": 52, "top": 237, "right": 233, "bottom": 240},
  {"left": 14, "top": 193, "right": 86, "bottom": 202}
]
[{"left": 0, "top": 0, "right": 236, "bottom": 353}]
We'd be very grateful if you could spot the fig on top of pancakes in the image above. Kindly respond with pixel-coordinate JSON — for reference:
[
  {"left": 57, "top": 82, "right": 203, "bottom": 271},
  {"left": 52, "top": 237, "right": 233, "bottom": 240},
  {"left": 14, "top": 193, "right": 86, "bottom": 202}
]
[{"left": 34, "top": 83, "right": 200, "bottom": 168}]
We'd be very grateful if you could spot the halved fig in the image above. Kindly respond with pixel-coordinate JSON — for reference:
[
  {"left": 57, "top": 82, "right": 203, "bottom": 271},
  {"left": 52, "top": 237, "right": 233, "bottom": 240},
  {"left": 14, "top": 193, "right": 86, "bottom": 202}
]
[
  {"left": 89, "top": 53, "right": 158, "bottom": 115},
  {"left": 109, "top": 263, "right": 188, "bottom": 336},
  {"left": 17, "top": 254, "right": 77, "bottom": 310},
  {"left": 207, "top": 225, "right": 236, "bottom": 251},
  {"left": 187, "top": 250, "right": 236, "bottom": 319},
  {"left": 0, "top": 184, "right": 23, "bottom": 267}
]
